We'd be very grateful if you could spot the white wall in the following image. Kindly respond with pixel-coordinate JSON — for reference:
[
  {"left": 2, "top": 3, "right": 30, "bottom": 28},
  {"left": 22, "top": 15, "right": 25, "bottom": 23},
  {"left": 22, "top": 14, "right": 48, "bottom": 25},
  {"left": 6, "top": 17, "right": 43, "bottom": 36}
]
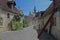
[
  {"left": 0, "top": 9, "right": 14, "bottom": 27},
  {"left": 51, "top": 11, "right": 60, "bottom": 40}
]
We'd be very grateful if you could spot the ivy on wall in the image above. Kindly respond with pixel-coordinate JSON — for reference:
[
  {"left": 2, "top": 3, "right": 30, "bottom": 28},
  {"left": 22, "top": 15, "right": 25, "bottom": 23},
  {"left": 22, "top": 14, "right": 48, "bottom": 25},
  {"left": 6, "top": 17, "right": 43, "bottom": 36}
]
[
  {"left": 9, "top": 14, "right": 28, "bottom": 31},
  {"left": 23, "top": 19, "right": 28, "bottom": 28}
]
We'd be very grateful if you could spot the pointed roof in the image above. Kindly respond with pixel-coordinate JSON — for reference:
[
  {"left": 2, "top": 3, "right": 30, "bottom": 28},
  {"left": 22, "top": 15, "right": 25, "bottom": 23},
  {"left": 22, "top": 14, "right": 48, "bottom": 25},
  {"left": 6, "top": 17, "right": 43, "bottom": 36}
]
[{"left": 34, "top": 5, "right": 36, "bottom": 13}]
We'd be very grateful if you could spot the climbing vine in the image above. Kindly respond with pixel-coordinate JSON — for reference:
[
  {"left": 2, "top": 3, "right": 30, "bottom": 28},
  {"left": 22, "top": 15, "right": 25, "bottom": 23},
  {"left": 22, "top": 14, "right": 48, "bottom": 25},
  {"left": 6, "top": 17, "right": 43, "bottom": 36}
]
[{"left": 9, "top": 14, "right": 28, "bottom": 31}]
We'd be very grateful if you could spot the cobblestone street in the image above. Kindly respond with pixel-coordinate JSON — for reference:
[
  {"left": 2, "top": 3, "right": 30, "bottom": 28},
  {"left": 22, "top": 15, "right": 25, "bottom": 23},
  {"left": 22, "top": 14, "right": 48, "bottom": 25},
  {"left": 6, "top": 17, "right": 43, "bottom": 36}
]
[{"left": 0, "top": 26, "right": 39, "bottom": 40}]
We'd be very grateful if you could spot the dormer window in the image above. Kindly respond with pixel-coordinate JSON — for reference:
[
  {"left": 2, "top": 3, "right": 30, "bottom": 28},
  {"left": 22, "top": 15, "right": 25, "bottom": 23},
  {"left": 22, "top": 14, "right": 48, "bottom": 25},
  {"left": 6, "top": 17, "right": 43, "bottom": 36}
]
[{"left": 7, "top": 13, "right": 10, "bottom": 18}]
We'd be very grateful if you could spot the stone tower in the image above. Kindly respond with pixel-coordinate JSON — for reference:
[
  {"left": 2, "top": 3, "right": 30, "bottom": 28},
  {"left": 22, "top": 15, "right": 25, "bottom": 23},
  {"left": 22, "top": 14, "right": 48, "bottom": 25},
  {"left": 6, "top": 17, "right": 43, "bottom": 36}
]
[{"left": 34, "top": 5, "right": 36, "bottom": 13}]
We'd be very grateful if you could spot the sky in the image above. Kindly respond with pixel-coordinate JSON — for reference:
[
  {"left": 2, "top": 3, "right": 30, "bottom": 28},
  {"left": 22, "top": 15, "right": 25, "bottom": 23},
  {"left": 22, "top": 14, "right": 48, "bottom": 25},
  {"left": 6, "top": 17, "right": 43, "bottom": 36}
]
[{"left": 15, "top": 0, "right": 52, "bottom": 16}]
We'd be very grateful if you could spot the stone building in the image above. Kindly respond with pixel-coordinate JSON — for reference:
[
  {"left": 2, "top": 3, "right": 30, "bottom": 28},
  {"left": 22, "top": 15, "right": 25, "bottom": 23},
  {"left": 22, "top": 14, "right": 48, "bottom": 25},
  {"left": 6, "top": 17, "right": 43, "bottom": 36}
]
[
  {"left": 0, "top": 0, "right": 23, "bottom": 32},
  {"left": 28, "top": 6, "right": 40, "bottom": 29},
  {"left": 29, "top": 6, "right": 36, "bottom": 18},
  {"left": 39, "top": 1, "right": 60, "bottom": 40}
]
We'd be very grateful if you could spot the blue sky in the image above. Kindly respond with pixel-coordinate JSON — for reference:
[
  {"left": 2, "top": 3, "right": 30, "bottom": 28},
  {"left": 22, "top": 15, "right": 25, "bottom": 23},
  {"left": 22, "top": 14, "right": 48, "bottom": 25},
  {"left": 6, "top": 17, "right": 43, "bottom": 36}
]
[{"left": 15, "top": 0, "right": 52, "bottom": 16}]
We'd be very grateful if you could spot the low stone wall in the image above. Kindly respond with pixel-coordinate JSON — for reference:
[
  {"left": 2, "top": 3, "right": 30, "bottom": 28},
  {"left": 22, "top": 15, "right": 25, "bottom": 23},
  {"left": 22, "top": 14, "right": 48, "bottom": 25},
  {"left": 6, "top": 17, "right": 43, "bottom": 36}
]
[{"left": 0, "top": 26, "right": 9, "bottom": 32}]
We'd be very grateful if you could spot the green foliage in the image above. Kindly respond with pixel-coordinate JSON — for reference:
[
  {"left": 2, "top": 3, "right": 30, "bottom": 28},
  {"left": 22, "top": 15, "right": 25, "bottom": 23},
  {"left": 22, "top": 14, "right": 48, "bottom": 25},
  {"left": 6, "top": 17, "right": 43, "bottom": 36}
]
[
  {"left": 14, "top": 14, "right": 21, "bottom": 21},
  {"left": 15, "top": 21, "right": 23, "bottom": 30},
  {"left": 11, "top": 21, "right": 16, "bottom": 31},
  {"left": 23, "top": 19, "right": 28, "bottom": 28},
  {"left": 9, "top": 14, "right": 28, "bottom": 31},
  {"left": 0, "top": 16, "right": 2, "bottom": 19},
  {"left": 0, "top": 38, "right": 2, "bottom": 40},
  {"left": 10, "top": 21, "right": 23, "bottom": 31},
  {"left": 9, "top": 19, "right": 28, "bottom": 31}
]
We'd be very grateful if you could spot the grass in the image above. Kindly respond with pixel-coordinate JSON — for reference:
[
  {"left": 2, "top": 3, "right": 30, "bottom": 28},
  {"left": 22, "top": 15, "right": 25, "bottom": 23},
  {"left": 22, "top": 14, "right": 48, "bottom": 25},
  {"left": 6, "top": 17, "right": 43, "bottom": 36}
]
[{"left": 0, "top": 38, "right": 2, "bottom": 40}]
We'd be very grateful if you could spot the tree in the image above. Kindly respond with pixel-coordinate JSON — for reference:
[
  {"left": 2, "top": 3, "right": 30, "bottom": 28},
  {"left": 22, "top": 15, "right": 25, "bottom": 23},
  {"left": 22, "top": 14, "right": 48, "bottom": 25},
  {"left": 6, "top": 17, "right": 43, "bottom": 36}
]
[
  {"left": 14, "top": 14, "right": 21, "bottom": 21},
  {"left": 9, "top": 14, "right": 23, "bottom": 31},
  {"left": 9, "top": 14, "right": 28, "bottom": 31}
]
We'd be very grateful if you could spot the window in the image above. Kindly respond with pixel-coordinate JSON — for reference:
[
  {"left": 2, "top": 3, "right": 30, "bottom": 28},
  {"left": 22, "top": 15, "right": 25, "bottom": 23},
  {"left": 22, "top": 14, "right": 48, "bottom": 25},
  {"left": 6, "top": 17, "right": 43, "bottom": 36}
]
[
  {"left": 41, "top": 20, "right": 44, "bottom": 27},
  {"left": 55, "top": 18, "right": 56, "bottom": 26},
  {"left": 42, "top": 20, "right": 44, "bottom": 25},
  {"left": 0, "top": 16, "right": 3, "bottom": 26},
  {"left": 7, "top": 13, "right": 10, "bottom": 18},
  {"left": 54, "top": 17, "right": 56, "bottom": 26}
]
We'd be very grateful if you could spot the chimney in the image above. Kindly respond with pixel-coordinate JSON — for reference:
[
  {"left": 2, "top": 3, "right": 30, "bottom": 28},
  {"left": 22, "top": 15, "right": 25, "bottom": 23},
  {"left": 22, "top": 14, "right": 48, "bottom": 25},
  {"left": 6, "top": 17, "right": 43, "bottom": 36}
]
[{"left": 7, "top": 0, "right": 16, "bottom": 9}]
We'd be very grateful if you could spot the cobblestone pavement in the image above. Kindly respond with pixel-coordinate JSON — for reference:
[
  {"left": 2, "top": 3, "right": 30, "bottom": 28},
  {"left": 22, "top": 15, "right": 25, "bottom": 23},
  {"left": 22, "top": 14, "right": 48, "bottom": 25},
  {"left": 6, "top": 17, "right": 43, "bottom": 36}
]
[
  {"left": 37, "top": 29, "right": 57, "bottom": 40},
  {"left": 0, "top": 26, "right": 39, "bottom": 40},
  {"left": 0, "top": 26, "right": 57, "bottom": 40}
]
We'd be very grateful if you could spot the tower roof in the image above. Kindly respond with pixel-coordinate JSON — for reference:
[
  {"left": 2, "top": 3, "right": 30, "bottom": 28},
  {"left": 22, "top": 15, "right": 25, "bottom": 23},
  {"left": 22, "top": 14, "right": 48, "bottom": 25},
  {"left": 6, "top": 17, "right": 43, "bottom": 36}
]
[{"left": 34, "top": 5, "right": 36, "bottom": 13}]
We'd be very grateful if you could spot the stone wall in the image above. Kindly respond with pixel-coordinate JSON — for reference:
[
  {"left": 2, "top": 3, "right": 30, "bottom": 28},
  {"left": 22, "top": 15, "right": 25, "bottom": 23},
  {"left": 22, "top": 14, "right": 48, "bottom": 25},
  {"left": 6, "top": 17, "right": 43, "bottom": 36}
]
[
  {"left": 0, "top": 8, "right": 14, "bottom": 32},
  {"left": 51, "top": 11, "right": 60, "bottom": 40}
]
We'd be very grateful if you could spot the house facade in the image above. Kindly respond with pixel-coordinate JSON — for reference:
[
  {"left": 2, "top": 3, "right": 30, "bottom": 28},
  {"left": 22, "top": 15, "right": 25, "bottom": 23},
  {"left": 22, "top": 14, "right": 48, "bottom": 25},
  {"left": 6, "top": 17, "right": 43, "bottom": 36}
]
[
  {"left": 0, "top": 0, "right": 23, "bottom": 32},
  {"left": 39, "top": 2, "right": 60, "bottom": 40}
]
